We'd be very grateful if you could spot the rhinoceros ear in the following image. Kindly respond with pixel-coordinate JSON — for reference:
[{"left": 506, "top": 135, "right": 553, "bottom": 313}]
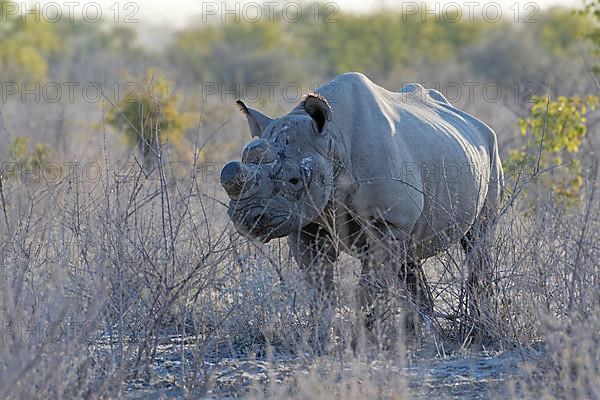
[
  {"left": 302, "top": 93, "right": 331, "bottom": 134},
  {"left": 236, "top": 100, "right": 273, "bottom": 138}
]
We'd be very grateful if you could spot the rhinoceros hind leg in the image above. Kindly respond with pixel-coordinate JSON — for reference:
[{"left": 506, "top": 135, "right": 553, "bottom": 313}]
[
  {"left": 398, "top": 261, "right": 434, "bottom": 316},
  {"left": 355, "top": 225, "right": 433, "bottom": 346},
  {"left": 461, "top": 218, "right": 495, "bottom": 343}
]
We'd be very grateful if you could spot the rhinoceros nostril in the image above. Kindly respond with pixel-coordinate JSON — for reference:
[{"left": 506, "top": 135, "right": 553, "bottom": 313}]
[{"left": 246, "top": 208, "right": 266, "bottom": 230}]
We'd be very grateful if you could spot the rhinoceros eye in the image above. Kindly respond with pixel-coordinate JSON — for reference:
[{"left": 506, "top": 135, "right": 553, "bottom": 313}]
[{"left": 287, "top": 176, "right": 304, "bottom": 193}]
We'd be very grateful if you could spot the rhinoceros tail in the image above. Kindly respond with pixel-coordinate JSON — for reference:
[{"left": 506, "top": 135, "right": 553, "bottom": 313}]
[{"left": 485, "top": 127, "right": 504, "bottom": 220}]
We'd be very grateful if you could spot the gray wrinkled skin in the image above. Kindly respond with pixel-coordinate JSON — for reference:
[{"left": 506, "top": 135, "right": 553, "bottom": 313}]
[
  {"left": 222, "top": 114, "right": 334, "bottom": 243},
  {"left": 221, "top": 72, "right": 504, "bottom": 336}
]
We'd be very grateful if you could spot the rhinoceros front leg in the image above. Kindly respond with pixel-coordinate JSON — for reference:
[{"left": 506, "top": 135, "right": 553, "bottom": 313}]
[
  {"left": 288, "top": 223, "right": 338, "bottom": 345},
  {"left": 356, "top": 223, "right": 433, "bottom": 340}
]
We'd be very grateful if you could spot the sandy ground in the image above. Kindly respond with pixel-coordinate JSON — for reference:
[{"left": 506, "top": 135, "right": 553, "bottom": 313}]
[{"left": 122, "top": 338, "right": 530, "bottom": 399}]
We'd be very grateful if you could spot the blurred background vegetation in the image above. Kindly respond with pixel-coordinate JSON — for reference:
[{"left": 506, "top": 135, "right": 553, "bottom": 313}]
[{"left": 0, "top": 0, "right": 598, "bottom": 183}]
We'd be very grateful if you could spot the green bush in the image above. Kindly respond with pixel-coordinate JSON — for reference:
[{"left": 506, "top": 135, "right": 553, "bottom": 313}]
[
  {"left": 507, "top": 95, "right": 598, "bottom": 201},
  {"left": 106, "top": 68, "right": 198, "bottom": 168},
  {"left": 9, "top": 136, "right": 53, "bottom": 171}
]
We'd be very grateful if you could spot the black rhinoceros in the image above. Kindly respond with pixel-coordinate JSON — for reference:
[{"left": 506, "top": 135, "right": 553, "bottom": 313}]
[{"left": 221, "top": 72, "right": 503, "bottom": 335}]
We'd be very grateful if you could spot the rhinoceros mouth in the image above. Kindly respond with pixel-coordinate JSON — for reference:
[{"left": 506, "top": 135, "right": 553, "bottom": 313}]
[
  {"left": 244, "top": 216, "right": 293, "bottom": 243},
  {"left": 254, "top": 224, "right": 286, "bottom": 242},
  {"left": 229, "top": 204, "right": 295, "bottom": 242}
]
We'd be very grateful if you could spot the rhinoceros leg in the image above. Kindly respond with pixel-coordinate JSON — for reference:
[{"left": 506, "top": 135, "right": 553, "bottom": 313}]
[
  {"left": 461, "top": 216, "right": 494, "bottom": 341},
  {"left": 288, "top": 223, "right": 338, "bottom": 345},
  {"left": 398, "top": 261, "right": 434, "bottom": 316},
  {"left": 357, "top": 262, "right": 433, "bottom": 328},
  {"left": 356, "top": 224, "right": 433, "bottom": 340}
]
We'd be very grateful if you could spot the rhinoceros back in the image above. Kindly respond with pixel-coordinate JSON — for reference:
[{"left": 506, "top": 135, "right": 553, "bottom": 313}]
[{"left": 313, "top": 72, "right": 502, "bottom": 258}]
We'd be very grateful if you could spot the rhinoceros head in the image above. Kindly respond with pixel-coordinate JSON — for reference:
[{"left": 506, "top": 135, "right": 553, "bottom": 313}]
[{"left": 221, "top": 94, "right": 334, "bottom": 242}]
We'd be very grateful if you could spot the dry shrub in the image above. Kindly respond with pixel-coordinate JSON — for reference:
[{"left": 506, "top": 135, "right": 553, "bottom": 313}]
[
  {"left": 0, "top": 128, "right": 598, "bottom": 399},
  {"left": 0, "top": 145, "right": 235, "bottom": 397}
]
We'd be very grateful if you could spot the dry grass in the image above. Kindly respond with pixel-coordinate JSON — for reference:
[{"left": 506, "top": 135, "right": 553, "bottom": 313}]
[{"left": 0, "top": 133, "right": 598, "bottom": 399}]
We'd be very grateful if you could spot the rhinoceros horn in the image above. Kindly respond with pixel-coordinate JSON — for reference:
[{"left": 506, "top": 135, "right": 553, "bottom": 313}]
[
  {"left": 220, "top": 161, "right": 255, "bottom": 198},
  {"left": 242, "top": 138, "right": 277, "bottom": 164}
]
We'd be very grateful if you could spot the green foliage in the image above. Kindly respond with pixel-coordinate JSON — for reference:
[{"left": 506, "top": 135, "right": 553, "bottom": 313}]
[
  {"left": 106, "top": 68, "right": 199, "bottom": 165},
  {"left": 0, "top": 1, "right": 63, "bottom": 82},
  {"left": 169, "top": 20, "right": 287, "bottom": 83},
  {"left": 168, "top": 6, "right": 587, "bottom": 85},
  {"left": 585, "top": 0, "right": 600, "bottom": 75},
  {"left": 9, "top": 136, "right": 53, "bottom": 170},
  {"left": 300, "top": 10, "right": 491, "bottom": 78},
  {"left": 535, "top": 8, "right": 593, "bottom": 54},
  {"left": 507, "top": 95, "right": 598, "bottom": 201},
  {"left": 302, "top": 13, "right": 405, "bottom": 77},
  {"left": 221, "top": 20, "right": 283, "bottom": 51}
]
